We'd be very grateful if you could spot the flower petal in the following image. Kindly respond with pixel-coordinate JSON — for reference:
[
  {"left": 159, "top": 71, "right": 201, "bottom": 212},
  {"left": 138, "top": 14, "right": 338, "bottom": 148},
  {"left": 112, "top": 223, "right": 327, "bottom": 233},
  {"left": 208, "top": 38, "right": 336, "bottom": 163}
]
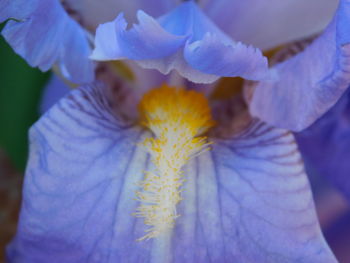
[
  {"left": 249, "top": 0, "right": 350, "bottom": 131},
  {"left": 203, "top": 0, "right": 339, "bottom": 50},
  {"left": 0, "top": 0, "right": 94, "bottom": 84},
  {"left": 184, "top": 33, "right": 269, "bottom": 81},
  {"left": 7, "top": 84, "right": 153, "bottom": 262},
  {"left": 0, "top": 0, "right": 35, "bottom": 21},
  {"left": 296, "top": 88, "right": 350, "bottom": 201},
  {"left": 7, "top": 84, "right": 335, "bottom": 261},
  {"left": 91, "top": 1, "right": 269, "bottom": 84},
  {"left": 64, "top": 0, "right": 180, "bottom": 30},
  {"left": 171, "top": 121, "right": 336, "bottom": 262},
  {"left": 90, "top": 12, "right": 187, "bottom": 61}
]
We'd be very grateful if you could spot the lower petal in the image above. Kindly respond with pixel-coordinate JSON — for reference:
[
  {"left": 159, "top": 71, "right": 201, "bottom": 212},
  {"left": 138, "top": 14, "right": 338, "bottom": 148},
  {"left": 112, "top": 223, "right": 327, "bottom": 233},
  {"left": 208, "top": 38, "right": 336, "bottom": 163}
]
[
  {"left": 171, "top": 120, "right": 335, "bottom": 262},
  {"left": 7, "top": 84, "right": 335, "bottom": 261},
  {"left": 7, "top": 84, "right": 154, "bottom": 262}
]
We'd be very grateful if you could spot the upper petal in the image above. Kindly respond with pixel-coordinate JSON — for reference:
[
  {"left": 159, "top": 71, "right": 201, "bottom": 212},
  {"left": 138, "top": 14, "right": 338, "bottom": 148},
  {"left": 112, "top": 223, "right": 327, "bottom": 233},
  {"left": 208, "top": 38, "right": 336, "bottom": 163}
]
[
  {"left": 0, "top": 0, "right": 95, "bottom": 84},
  {"left": 184, "top": 34, "right": 269, "bottom": 81},
  {"left": 91, "top": 1, "right": 269, "bottom": 84},
  {"left": 0, "top": 0, "right": 35, "bottom": 21},
  {"left": 7, "top": 84, "right": 335, "bottom": 262},
  {"left": 63, "top": 0, "right": 180, "bottom": 30},
  {"left": 203, "top": 0, "right": 339, "bottom": 50},
  {"left": 90, "top": 12, "right": 187, "bottom": 61},
  {"left": 249, "top": 0, "right": 350, "bottom": 131}
]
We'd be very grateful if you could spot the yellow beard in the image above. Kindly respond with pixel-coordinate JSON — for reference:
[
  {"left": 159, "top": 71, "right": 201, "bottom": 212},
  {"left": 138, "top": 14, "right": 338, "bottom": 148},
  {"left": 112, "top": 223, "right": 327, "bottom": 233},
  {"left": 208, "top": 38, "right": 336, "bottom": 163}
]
[{"left": 134, "top": 85, "right": 214, "bottom": 241}]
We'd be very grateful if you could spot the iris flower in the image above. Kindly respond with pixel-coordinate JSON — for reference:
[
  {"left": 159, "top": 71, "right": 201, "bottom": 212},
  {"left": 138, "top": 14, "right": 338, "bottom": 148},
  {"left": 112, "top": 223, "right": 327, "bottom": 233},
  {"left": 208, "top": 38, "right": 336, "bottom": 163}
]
[{"left": 1, "top": 0, "right": 350, "bottom": 262}]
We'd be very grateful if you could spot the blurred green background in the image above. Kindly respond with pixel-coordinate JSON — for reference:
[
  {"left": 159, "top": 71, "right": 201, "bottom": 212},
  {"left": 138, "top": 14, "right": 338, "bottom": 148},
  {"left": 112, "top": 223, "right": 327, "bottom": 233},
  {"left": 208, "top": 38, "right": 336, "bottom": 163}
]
[{"left": 0, "top": 23, "right": 50, "bottom": 172}]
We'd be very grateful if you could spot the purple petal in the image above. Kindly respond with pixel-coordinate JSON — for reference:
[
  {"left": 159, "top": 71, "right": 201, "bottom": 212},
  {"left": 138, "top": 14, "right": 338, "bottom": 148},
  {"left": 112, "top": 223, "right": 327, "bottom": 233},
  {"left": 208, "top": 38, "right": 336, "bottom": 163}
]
[
  {"left": 296, "top": 87, "right": 350, "bottom": 201},
  {"left": 203, "top": 0, "right": 338, "bottom": 50},
  {"left": 90, "top": 12, "right": 187, "bottom": 61},
  {"left": 250, "top": 0, "right": 350, "bottom": 131},
  {"left": 1, "top": 0, "right": 94, "bottom": 84},
  {"left": 170, "top": 121, "right": 335, "bottom": 262},
  {"left": 64, "top": 0, "right": 180, "bottom": 29},
  {"left": 184, "top": 33, "right": 269, "bottom": 81},
  {"left": 7, "top": 84, "right": 335, "bottom": 261},
  {"left": 91, "top": 1, "right": 269, "bottom": 84},
  {"left": 0, "top": 0, "right": 35, "bottom": 21},
  {"left": 7, "top": 84, "right": 152, "bottom": 262}
]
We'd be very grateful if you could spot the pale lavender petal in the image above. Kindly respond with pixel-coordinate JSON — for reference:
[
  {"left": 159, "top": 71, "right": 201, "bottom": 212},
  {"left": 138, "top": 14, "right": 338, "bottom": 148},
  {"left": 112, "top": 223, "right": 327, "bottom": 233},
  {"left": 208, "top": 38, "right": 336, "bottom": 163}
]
[
  {"left": 250, "top": 0, "right": 350, "bottom": 131},
  {"left": 7, "top": 84, "right": 154, "bottom": 262},
  {"left": 7, "top": 83, "right": 336, "bottom": 261},
  {"left": 64, "top": 0, "right": 180, "bottom": 29},
  {"left": 90, "top": 12, "right": 187, "bottom": 61},
  {"left": 202, "top": 0, "right": 338, "bottom": 50},
  {"left": 184, "top": 33, "right": 269, "bottom": 81},
  {"left": 0, "top": 0, "right": 35, "bottom": 21},
  {"left": 171, "top": 121, "right": 336, "bottom": 262},
  {"left": 1, "top": 0, "right": 94, "bottom": 84}
]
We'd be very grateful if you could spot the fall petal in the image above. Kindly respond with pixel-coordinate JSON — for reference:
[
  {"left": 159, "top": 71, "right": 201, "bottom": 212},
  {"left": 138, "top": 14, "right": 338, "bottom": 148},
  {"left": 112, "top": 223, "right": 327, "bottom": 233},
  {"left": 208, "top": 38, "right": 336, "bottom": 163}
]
[
  {"left": 7, "top": 84, "right": 153, "bottom": 262},
  {"left": 7, "top": 84, "right": 335, "bottom": 261},
  {"left": 171, "top": 121, "right": 336, "bottom": 262}
]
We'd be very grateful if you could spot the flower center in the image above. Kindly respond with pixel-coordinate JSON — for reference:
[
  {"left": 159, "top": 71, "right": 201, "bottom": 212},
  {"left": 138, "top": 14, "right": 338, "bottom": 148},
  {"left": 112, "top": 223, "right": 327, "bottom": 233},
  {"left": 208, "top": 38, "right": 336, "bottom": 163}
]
[{"left": 134, "top": 84, "right": 214, "bottom": 240}]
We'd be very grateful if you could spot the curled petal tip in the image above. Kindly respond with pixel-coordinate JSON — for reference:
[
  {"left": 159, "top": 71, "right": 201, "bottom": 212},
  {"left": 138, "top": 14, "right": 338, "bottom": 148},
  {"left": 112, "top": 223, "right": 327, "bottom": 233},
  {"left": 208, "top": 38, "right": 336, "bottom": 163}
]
[{"left": 91, "top": 1, "right": 269, "bottom": 83}]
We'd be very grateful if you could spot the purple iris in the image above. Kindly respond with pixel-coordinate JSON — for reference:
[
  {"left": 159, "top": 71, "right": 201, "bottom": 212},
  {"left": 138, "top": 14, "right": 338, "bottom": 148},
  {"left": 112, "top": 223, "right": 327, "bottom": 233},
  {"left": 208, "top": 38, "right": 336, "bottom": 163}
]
[{"left": 1, "top": 0, "right": 349, "bottom": 262}]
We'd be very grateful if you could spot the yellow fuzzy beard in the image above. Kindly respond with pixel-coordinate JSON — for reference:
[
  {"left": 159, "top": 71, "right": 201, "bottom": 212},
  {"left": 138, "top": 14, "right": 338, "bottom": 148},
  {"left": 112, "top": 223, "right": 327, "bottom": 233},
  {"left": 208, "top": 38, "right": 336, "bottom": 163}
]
[{"left": 134, "top": 85, "right": 214, "bottom": 241}]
